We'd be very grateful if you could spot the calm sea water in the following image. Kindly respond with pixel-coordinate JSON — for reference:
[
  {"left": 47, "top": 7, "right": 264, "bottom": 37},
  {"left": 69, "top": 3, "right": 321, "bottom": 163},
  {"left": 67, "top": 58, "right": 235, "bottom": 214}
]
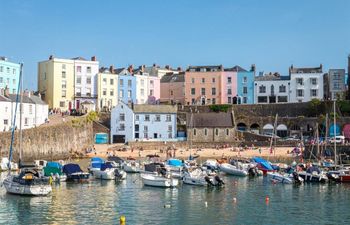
[{"left": 1, "top": 171, "right": 350, "bottom": 225}]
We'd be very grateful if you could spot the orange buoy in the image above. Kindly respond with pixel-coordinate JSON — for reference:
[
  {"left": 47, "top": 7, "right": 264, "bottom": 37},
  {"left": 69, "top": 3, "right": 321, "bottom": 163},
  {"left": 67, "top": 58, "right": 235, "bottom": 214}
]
[{"left": 265, "top": 196, "right": 270, "bottom": 203}]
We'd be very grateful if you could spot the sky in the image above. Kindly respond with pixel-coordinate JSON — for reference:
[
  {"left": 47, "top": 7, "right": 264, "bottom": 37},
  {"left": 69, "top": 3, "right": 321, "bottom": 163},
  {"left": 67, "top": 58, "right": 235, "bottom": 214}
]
[{"left": 0, "top": 0, "right": 350, "bottom": 90}]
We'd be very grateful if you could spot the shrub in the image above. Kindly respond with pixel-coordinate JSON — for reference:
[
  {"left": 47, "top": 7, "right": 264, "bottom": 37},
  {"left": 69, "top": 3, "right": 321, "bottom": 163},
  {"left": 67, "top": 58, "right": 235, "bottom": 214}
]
[{"left": 209, "top": 104, "right": 231, "bottom": 112}]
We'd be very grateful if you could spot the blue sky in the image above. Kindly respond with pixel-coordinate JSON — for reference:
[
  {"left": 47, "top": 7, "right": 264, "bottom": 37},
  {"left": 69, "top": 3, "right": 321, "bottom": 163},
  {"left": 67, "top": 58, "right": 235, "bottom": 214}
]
[{"left": 1, "top": 0, "right": 349, "bottom": 90}]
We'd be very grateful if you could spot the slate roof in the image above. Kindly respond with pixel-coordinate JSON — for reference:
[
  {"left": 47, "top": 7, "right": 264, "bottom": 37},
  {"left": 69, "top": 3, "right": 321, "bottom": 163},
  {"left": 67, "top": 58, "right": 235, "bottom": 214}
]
[
  {"left": 30, "top": 95, "right": 46, "bottom": 105},
  {"left": 224, "top": 65, "right": 247, "bottom": 72},
  {"left": 186, "top": 112, "right": 234, "bottom": 128},
  {"left": 187, "top": 65, "right": 223, "bottom": 72},
  {"left": 71, "top": 56, "right": 87, "bottom": 61},
  {"left": 160, "top": 72, "right": 185, "bottom": 83},
  {"left": 133, "top": 104, "right": 177, "bottom": 114},
  {"left": 7, "top": 94, "right": 33, "bottom": 104},
  {"left": 0, "top": 95, "right": 11, "bottom": 102},
  {"left": 290, "top": 65, "right": 323, "bottom": 74},
  {"left": 255, "top": 75, "right": 290, "bottom": 81}
]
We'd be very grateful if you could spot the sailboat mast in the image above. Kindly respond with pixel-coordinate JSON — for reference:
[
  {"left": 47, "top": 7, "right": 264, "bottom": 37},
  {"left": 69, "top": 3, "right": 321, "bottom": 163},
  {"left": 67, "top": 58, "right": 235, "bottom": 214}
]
[
  {"left": 333, "top": 101, "right": 337, "bottom": 165},
  {"left": 19, "top": 63, "right": 23, "bottom": 162}
]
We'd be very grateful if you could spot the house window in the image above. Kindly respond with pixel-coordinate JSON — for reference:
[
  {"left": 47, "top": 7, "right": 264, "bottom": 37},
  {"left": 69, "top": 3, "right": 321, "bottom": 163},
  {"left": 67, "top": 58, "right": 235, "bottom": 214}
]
[
  {"left": 243, "top": 77, "right": 247, "bottom": 83},
  {"left": 297, "top": 89, "right": 304, "bottom": 97},
  {"left": 201, "top": 88, "right": 205, "bottom": 95},
  {"left": 144, "top": 125, "right": 148, "bottom": 132},
  {"left": 144, "top": 132, "right": 148, "bottom": 139},
  {"left": 62, "top": 80, "right": 67, "bottom": 89},
  {"left": 155, "top": 115, "right": 161, "bottom": 122},
  {"left": 13, "top": 79, "right": 16, "bottom": 85},
  {"left": 150, "top": 89, "right": 154, "bottom": 96},
  {"left": 76, "top": 88, "right": 81, "bottom": 97},
  {"left": 119, "top": 124, "right": 125, "bottom": 131},
  {"left": 311, "top": 89, "right": 318, "bottom": 97},
  {"left": 128, "top": 80, "right": 132, "bottom": 87},
  {"left": 212, "top": 98, "right": 216, "bottom": 104},
  {"left": 166, "top": 114, "right": 171, "bottom": 121},
  {"left": 110, "top": 79, "right": 114, "bottom": 85},
  {"left": 310, "top": 78, "right": 317, "bottom": 85},
  {"left": 4, "top": 119, "right": 8, "bottom": 125},
  {"left": 6, "top": 67, "right": 10, "bottom": 73},
  {"left": 135, "top": 115, "right": 139, "bottom": 121},
  {"left": 24, "top": 118, "right": 28, "bottom": 126},
  {"left": 59, "top": 101, "right": 65, "bottom": 107},
  {"left": 12, "top": 89, "right": 16, "bottom": 94},
  {"left": 212, "top": 88, "right": 216, "bottom": 95},
  {"left": 168, "top": 132, "right": 172, "bottom": 139},
  {"left": 29, "top": 105, "right": 32, "bottom": 114},
  {"left": 86, "top": 88, "right": 91, "bottom": 97},
  {"left": 141, "top": 89, "right": 145, "bottom": 96},
  {"left": 119, "top": 113, "right": 125, "bottom": 121},
  {"left": 150, "top": 80, "right": 154, "bottom": 87},
  {"left": 119, "top": 90, "right": 124, "bottom": 98},
  {"left": 76, "top": 76, "right": 81, "bottom": 84},
  {"left": 191, "top": 78, "right": 195, "bottom": 84},
  {"left": 87, "top": 66, "right": 91, "bottom": 73},
  {"left": 145, "top": 115, "right": 150, "bottom": 121},
  {"left": 110, "top": 89, "right": 114, "bottom": 96},
  {"left": 296, "top": 78, "right": 303, "bottom": 85},
  {"left": 243, "top": 87, "right": 247, "bottom": 94},
  {"left": 127, "top": 90, "right": 132, "bottom": 98},
  {"left": 119, "top": 79, "right": 124, "bottom": 86},
  {"left": 279, "top": 85, "right": 286, "bottom": 93},
  {"left": 271, "top": 85, "right": 274, "bottom": 95},
  {"left": 0, "top": 77, "right": 2, "bottom": 83},
  {"left": 228, "top": 97, "right": 232, "bottom": 103},
  {"left": 191, "top": 98, "right": 195, "bottom": 104},
  {"left": 227, "top": 88, "right": 232, "bottom": 95},
  {"left": 61, "top": 90, "right": 66, "bottom": 97},
  {"left": 77, "top": 66, "right": 82, "bottom": 73},
  {"left": 259, "top": 85, "right": 266, "bottom": 93},
  {"left": 243, "top": 97, "right": 247, "bottom": 103},
  {"left": 278, "top": 96, "right": 288, "bottom": 102},
  {"left": 62, "top": 64, "right": 66, "bottom": 70},
  {"left": 0, "top": 66, "right": 3, "bottom": 72},
  {"left": 103, "top": 88, "right": 107, "bottom": 96},
  {"left": 62, "top": 71, "right": 66, "bottom": 79},
  {"left": 141, "top": 79, "right": 144, "bottom": 86},
  {"left": 204, "top": 128, "right": 207, "bottom": 136},
  {"left": 202, "top": 78, "right": 205, "bottom": 83},
  {"left": 258, "top": 96, "right": 268, "bottom": 103},
  {"left": 193, "top": 129, "right": 196, "bottom": 136},
  {"left": 212, "top": 78, "right": 216, "bottom": 83},
  {"left": 215, "top": 129, "right": 219, "bottom": 136},
  {"left": 168, "top": 125, "right": 172, "bottom": 131},
  {"left": 226, "top": 129, "right": 229, "bottom": 136},
  {"left": 227, "top": 77, "right": 232, "bottom": 84},
  {"left": 86, "top": 76, "right": 91, "bottom": 84},
  {"left": 191, "top": 88, "right": 195, "bottom": 95}
]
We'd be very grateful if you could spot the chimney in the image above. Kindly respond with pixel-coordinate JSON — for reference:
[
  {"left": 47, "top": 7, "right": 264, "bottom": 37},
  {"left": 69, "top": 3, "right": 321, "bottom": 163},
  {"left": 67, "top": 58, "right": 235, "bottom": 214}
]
[
  {"left": 153, "top": 63, "right": 157, "bottom": 67},
  {"left": 49, "top": 55, "right": 53, "bottom": 60},
  {"left": 91, "top": 56, "right": 97, "bottom": 61},
  {"left": 251, "top": 64, "right": 256, "bottom": 73},
  {"left": 128, "top": 65, "right": 134, "bottom": 74},
  {"left": 165, "top": 65, "right": 170, "bottom": 70},
  {"left": 109, "top": 65, "right": 114, "bottom": 73},
  {"left": 177, "top": 67, "right": 182, "bottom": 71}
]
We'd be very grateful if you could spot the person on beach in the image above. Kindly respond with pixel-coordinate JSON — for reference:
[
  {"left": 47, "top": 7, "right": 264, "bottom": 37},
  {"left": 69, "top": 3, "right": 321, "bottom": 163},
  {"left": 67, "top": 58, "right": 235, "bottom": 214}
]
[{"left": 259, "top": 148, "right": 262, "bottom": 154}]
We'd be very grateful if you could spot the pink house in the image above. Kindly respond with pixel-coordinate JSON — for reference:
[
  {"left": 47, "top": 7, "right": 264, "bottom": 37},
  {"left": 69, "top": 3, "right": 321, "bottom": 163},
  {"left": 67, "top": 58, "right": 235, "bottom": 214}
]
[
  {"left": 148, "top": 75, "right": 160, "bottom": 104},
  {"left": 221, "top": 70, "right": 238, "bottom": 104}
]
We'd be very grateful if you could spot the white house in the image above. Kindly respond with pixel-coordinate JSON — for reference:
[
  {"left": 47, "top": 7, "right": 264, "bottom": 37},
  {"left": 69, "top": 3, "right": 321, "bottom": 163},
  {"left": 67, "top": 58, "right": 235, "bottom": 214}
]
[
  {"left": 289, "top": 65, "right": 324, "bottom": 103},
  {"left": 254, "top": 73, "right": 290, "bottom": 104},
  {"left": 135, "top": 73, "right": 150, "bottom": 104},
  {"left": 0, "top": 92, "right": 48, "bottom": 132},
  {"left": 110, "top": 101, "right": 177, "bottom": 143},
  {"left": 0, "top": 95, "right": 12, "bottom": 132}
]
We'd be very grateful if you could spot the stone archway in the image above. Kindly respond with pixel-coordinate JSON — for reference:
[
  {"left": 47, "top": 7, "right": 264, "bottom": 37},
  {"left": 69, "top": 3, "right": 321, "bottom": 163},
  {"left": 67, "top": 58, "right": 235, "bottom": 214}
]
[
  {"left": 250, "top": 123, "right": 260, "bottom": 134},
  {"left": 263, "top": 124, "right": 274, "bottom": 135},
  {"left": 276, "top": 124, "right": 288, "bottom": 137},
  {"left": 237, "top": 122, "right": 247, "bottom": 131}
]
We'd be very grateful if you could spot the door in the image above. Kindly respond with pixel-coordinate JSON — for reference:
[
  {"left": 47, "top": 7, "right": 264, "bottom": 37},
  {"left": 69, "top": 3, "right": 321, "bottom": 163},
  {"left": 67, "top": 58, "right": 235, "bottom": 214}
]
[
  {"left": 154, "top": 133, "right": 158, "bottom": 138},
  {"left": 113, "top": 135, "right": 125, "bottom": 143}
]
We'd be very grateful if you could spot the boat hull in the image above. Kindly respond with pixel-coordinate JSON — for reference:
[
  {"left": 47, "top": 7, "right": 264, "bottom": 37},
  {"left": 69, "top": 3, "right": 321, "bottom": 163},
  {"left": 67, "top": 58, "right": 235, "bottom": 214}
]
[
  {"left": 3, "top": 177, "right": 52, "bottom": 196},
  {"left": 298, "top": 172, "right": 328, "bottom": 183},
  {"left": 93, "top": 169, "right": 115, "bottom": 180},
  {"left": 141, "top": 175, "right": 179, "bottom": 187},
  {"left": 219, "top": 163, "right": 248, "bottom": 176},
  {"left": 66, "top": 172, "right": 90, "bottom": 182},
  {"left": 267, "top": 172, "right": 293, "bottom": 184}
]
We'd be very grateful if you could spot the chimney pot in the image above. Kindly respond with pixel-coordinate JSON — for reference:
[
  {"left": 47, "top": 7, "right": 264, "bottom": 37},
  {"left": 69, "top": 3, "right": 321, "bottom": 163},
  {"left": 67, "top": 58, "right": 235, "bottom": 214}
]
[
  {"left": 49, "top": 55, "right": 53, "bottom": 60},
  {"left": 109, "top": 65, "right": 114, "bottom": 73},
  {"left": 91, "top": 56, "right": 97, "bottom": 61}
]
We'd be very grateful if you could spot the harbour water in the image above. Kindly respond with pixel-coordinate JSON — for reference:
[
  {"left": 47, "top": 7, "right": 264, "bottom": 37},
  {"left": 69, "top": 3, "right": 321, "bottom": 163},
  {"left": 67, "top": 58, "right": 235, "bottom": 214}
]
[{"left": 1, "top": 171, "right": 350, "bottom": 225}]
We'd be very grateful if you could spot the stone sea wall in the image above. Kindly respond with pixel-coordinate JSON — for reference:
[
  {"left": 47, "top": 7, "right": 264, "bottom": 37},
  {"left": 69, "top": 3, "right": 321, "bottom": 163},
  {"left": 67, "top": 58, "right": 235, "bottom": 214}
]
[{"left": 0, "top": 122, "right": 93, "bottom": 161}]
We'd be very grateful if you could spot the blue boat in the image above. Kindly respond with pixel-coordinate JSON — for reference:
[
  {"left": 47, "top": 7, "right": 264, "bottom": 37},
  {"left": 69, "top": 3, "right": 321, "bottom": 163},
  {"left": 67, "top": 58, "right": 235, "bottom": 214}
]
[
  {"left": 62, "top": 163, "right": 90, "bottom": 182},
  {"left": 252, "top": 157, "right": 274, "bottom": 175}
]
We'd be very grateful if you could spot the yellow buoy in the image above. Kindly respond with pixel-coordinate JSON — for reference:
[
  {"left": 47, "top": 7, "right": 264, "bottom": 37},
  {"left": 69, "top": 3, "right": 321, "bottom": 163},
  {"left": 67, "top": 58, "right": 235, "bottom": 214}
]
[{"left": 120, "top": 215, "right": 126, "bottom": 225}]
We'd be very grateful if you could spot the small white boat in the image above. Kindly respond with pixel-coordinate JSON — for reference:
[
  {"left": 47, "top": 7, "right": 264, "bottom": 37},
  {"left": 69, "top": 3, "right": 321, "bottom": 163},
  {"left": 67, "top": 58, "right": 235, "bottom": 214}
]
[
  {"left": 123, "top": 161, "right": 141, "bottom": 173},
  {"left": 182, "top": 169, "right": 209, "bottom": 186},
  {"left": 34, "top": 160, "right": 47, "bottom": 170},
  {"left": 3, "top": 169, "right": 52, "bottom": 196},
  {"left": 93, "top": 168, "right": 115, "bottom": 180},
  {"left": 141, "top": 174, "right": 179, "bottom": 187},
  {"left": 219, "top": 163, "right": 248, "bottom": 176},
  {"left": 267, "top": 172, "right": 293, "bottom": 184},
  {"left": 0, "top": 157, "right": 18, "bottom": 171}
]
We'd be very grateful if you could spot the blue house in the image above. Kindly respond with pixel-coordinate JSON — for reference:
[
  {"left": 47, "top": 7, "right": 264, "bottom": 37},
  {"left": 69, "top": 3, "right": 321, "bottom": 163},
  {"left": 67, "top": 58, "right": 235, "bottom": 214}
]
[
  {"left": 116, "top": 68, "right": 136, "bottom": 104},
  {"left": 236, "top": 65, "right": 255, "bottom": 104},
  {"left": 0, "top": 57, "right": 21, "bottom": 94}
]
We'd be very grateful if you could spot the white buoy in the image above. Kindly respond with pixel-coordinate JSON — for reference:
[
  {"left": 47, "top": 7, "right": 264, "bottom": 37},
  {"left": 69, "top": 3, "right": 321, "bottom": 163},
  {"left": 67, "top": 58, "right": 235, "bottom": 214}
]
[
  {"left": 233, "top": 197, "right": 237, "bottom": 203},
  {"left": 205, "top": 201, "right": 208, "bottom": 207},
  {"left": 164, "top": 204, "right": 171, "bottom": 208}
]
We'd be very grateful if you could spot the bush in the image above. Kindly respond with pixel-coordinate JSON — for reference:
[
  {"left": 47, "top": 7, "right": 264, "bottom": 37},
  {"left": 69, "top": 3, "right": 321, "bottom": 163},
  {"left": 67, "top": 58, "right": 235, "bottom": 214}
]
[{"left": 209, "top": 104, "right": 231, "bottom": 112}]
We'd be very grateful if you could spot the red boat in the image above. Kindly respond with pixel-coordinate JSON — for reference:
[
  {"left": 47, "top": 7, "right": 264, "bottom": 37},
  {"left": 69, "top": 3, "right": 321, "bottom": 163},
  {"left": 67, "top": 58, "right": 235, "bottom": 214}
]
[{"left": 339, "top": 170, "right": 350, "bottom": 182}]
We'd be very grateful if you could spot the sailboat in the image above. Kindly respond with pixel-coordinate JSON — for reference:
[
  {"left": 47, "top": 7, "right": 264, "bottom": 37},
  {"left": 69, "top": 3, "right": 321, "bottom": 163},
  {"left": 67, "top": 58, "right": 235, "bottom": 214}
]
[{"left": 2, "top": 64, "right": 52, "bottom": 196}]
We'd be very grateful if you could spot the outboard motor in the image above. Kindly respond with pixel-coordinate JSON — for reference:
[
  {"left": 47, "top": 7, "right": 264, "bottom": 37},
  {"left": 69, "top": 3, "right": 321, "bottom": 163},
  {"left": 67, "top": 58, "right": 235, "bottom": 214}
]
[
  {"left": 114, "top": 169, "right": 122, "bottom": 179},
  {"left": 292, "top": 172, "right": 302, "bottom": 184},
  {"left": 160, "top": 168, "right": 167, "bottom": 177},
  {"left": 214, "top": 175, "right": 225, "bottom": 186},
  {"left": 326, "top": 173, "right": 340, "bottom": 183},
  {"left": 205, "top": 176, "right": 214, "bottom": 186},
  {"left": 248, "top": 167, "right": 257, "bottom": 177}
]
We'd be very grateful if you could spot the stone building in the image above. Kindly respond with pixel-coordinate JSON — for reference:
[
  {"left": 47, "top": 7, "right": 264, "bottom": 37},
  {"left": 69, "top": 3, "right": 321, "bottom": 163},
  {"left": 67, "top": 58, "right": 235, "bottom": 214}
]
[{"left": 186, "top": 112, "right": 236, "bottom": 142}]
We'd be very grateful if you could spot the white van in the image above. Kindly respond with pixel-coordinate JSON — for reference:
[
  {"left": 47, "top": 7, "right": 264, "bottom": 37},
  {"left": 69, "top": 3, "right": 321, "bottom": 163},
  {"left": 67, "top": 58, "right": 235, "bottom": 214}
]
[{"left": 330, "top": 136, "right": 345, "bottom": 144}]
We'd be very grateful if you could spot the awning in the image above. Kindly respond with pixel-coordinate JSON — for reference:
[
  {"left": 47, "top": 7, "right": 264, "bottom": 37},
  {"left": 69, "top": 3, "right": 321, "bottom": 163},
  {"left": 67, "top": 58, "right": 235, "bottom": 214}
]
[{"left": 276, "top": 124, "right": 287, "bottom": 130}]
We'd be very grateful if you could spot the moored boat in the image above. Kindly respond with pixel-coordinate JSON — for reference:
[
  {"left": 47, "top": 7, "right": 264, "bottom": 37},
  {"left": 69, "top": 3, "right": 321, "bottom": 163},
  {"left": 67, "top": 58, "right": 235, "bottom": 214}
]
[
  {"left": 219, "top": 163, "right": 248, "bottom": 176},
  {"left": 43, "top": 161, "right": 66, "bottom": 182},
  {"left": 141, "top": 174, "right": 179, "bottom": 187},
  {"left": 63, "top": 164, "right": 90, "bottom": 182},
  {"left": 0, "top": 157, "right": 18, "bottom": 172}
]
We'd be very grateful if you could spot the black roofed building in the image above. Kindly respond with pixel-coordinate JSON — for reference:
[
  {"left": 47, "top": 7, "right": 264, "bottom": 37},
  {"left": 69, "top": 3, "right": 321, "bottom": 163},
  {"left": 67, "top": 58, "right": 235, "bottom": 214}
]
[{"left": 186, "top": 112, "right": 236, "bottom": 142}]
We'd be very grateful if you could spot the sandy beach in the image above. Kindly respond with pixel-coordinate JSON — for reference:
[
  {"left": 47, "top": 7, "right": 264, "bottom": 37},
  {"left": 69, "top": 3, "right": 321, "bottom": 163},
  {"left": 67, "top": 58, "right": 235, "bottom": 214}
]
[{"left": 86, "top": 144, "right": 296, "bottom": 161}]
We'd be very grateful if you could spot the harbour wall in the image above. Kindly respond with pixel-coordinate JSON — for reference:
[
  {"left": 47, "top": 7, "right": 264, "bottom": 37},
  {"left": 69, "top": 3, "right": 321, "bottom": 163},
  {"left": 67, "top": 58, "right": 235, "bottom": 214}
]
[{"left": 0, "top": 121, "right": 93, "bottom": 161}]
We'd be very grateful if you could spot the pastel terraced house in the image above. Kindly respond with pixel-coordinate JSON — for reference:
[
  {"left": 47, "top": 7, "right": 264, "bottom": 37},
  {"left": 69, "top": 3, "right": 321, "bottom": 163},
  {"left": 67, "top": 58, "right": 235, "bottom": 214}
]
[
  {"left": 160, "top": 72, "right": 185, "bottom": 104},
  {"left": 0, "top": 57, "right": 20, "bottom": 95},
  {"left": 97, "top": 66, "right": 118, "bottom": 111},
  {"left": 116, "top": 67, "right": 136, "bottom": 104}
]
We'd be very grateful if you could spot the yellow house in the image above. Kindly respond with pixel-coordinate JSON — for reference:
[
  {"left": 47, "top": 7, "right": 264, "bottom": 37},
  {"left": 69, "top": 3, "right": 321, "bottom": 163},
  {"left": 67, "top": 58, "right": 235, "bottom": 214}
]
[
  {"left": 97, "top": 66, "right": 118, "bottom": 111},
  {"left": 38, "top": 56, "right": 75, "bottom": 110}
]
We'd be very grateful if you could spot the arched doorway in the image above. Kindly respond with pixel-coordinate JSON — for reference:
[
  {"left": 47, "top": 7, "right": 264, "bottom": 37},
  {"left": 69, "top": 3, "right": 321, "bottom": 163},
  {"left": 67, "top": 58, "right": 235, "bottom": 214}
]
[
  {"left": 237, "top": 122, "right": 247, "bottom": 131},
  {"left": 250, "top": 123, "right": 260, "bottom": 134},
  {"left": 263, "top": 124, "right": 274, "bottom": 135},
  {"left": 276, "top": 124, "right": 288, "bottom": 137}
]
